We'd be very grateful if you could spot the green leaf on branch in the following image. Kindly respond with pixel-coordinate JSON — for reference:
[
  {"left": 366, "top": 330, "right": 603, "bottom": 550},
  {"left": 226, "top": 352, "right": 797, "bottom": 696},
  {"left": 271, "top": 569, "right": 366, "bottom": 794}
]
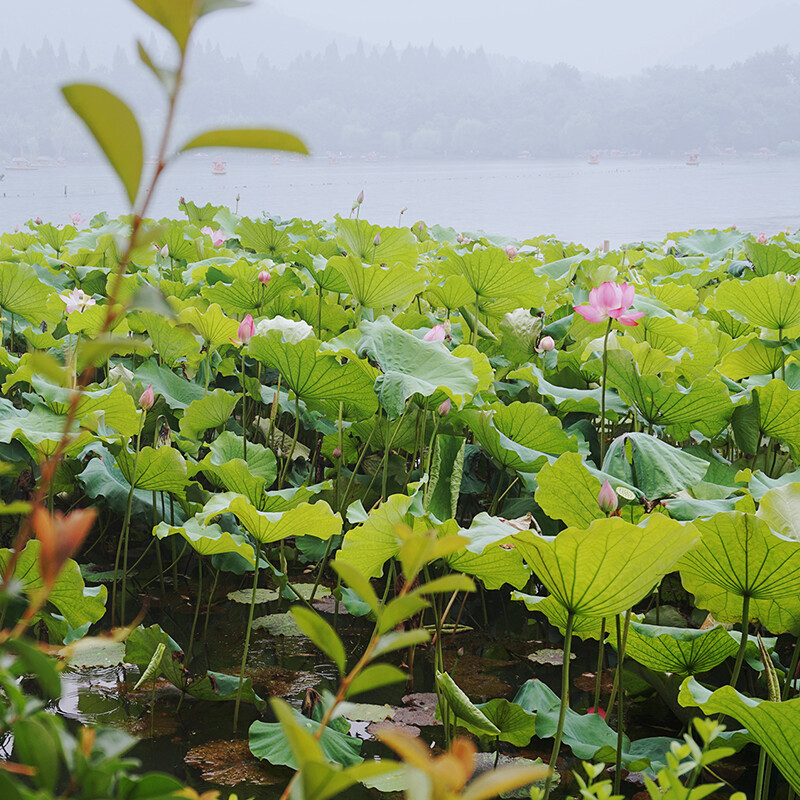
[
  {"left": 181, "top": 128, "right": 308, "bottom": 155},
  {"left": 61, "top": 84, "right": 143, "bottom": 204}
]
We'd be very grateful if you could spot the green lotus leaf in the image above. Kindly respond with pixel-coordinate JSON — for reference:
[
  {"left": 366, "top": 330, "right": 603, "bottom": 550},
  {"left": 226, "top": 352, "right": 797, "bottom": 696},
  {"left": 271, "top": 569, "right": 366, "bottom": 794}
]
[
  {"left": 329, "top": 253, "right": 426, "bottom": 310},
  {"left": 424, "top": 275, "right": 475, "bottom": 310},
  {"left": 135, "top": 312, "right": 203, "bottom": 369},
  {"left": 202, "top": 496, "right": 341, "bottom": 545},
  {"left": 335, "top": 217, "right": 418, "bottom": 269},
  {"left": 677, "top": 229, "right": 745, "bottom": 260},
  {"left": 0, "top": 262, "right": 61, "bottom": 326},
  {"left": 31, "top": 377, "right": 141, "bottom": 438},
  {"left": 509, "top": 364, "right": 627, "bottom": 418},
  {"left": 0, "top": 540, "right": 107, "bottom": 630},
  {"left": 160, "top": 224, "right": 202, "bottom": 262},
  {"left": 179, "top": 388, "right": 240, "bottom": 439},
  {"left": 126, "top": 623, "right": 264, "bottom": 709},
  {"left": 514, "top": 679, "right": 678, "bottom": 773},
  {"left": 440, "top": 247, "right": 548, "bottom": 306},
  {"left": 465, "top": 401, "right": 577, "bottom": 474},
  {"left": 533, "top": 452, "right": 603, "bottom": 528},
  {"left": 202, "top": 271, "right": 298, "bottom": 316},
  {"left": 744, "top": 240, "right": 800, "bottom": 277},
  {"left": 248, "top": 331, "right": 378, "bottom": 420},
  {"left": 78, "top": 453, "right": 183, "bottom": 524},
  {"left": 177, "top": 302, "right": 238, "bottom": 348},
  {"left": 616, "top": 622, "right": 739, "bottom": 676},
  {"left": 0, "top": 403, "right": 83, "bottom": 457},
  {"left": 132, "top": 360, "right": 205, "bottom": 410},
  {"left": 756, "top": 482, "right": 800, "bottom": 540},
  {"left": 706, "top": 308, "right": 754, "bottom": 339},
  {"left": 718, "top": 337, "right": 786, "bottom": 380},
  {"left": 250, "top": 705, "right": 362, "bottom": 770},
  {"left": 754, "top": 379, "right": 800, "bottom": 459},
  {"left": 154, "top": 517, "right": 255, "bottom": 565},
  {"left": 587, "top": 351, "right": 733, "bottom": 437},
  {"left": 116, "top": 445, "right": 188, "bottom": 494},
  {"left": 627, "top": 313, "right": 698, "bottom": 356},
  {"left": 513, "top": 515, "right": 699, "bottom": 617},
  {"left": 425, "top": 434, "right": 465, "bottom": 522},
  {"left": 603, "top": 432, "right": 709, "bottom": 499},
  {"left": 445, "top": 697, "right": 535, "bottom": 745},
  {"left": 449, "top": 513, "right": 531, "bottom": 590},
  {"left": 235, "top": 218, "right": 292, "bottom": 257},
  {"left": 194, "top": 431, "right": 276, "bottom": 505},
  {"left": 357, "top": 317, "right": 478, "bottom": 418},
  {"left": 678, "top": 511, "right": 800, "bottom": 630},
  {"left": 713, "top": 273, "right": 800, "bottom": 331},
  {"left": 511, "top": 593, "right": 606, "bottom": 639},
  {"left": 679, "top": 676, "right": 800, "bottom": 794}
]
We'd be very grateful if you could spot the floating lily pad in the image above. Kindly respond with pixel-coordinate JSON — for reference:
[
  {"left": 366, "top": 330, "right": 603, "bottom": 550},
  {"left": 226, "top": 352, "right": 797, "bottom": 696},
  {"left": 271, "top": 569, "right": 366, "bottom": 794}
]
[
  {"left": 185, "top": 738, "right": 281, "bottom": 786},
  {"left": 227, "top": 588, "right": 280, "bottom": 604},
  {"left": 527, "top": 647, "right": 576, "bottom": 666},
  {"left": 60, "top": 637, "right": 126, "bottom": 668}
]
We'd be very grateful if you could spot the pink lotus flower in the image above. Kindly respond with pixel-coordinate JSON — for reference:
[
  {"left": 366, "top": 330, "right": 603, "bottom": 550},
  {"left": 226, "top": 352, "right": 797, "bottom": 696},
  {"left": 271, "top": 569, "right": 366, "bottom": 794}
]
[
  {"left": 201, "top": 226, "right": 226, "bottom": 247},
  {"left": 237, "top": 314, "right": 255, "bottom": 344},
  {"left": 757, "top": 232, "right": 768, "bottom": 244},
  {"left": 586, "top": 706, "right": 606, "bottom": 719},
  {"left": 574, "top": 282, "right": 644, "bottom": 327},
  {"left": 139, "top": 384, "right": 154, "bottom": 411},
  {"left": 423, "top": 324, "right": 447, "bottom": 343},
  {"left": 438, "top": 398, "right": 451, "bottom": 416},
  {"left": 34, "top": 216, "right": 43, "bottom": 225},
  {"left": 598, "top": 480, "right": 618, "bottom": 515},
  {"left": 332, "top": 446, "right": 342, "bottom": 458},
  {"left": 536, "top": 335, "right": 555, "bottom": 353},
  {"left": 258, "top": 269, "right": 271, "bottom": 285},
  {"left": 159, "top": 244, "right": 169, "bottom": 258},
  {"left": 69, "top": 212, "right": 85, "bottom": 227},
  {"left": 61, "top": 288, "right": 96, "bottom": 314},
  {"left": 505, "top": 244, "right": 518, "bottom": 260}
]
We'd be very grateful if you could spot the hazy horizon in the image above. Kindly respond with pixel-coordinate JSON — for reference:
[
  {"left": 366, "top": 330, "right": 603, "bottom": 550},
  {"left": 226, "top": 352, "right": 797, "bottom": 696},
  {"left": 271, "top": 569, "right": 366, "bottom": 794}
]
[{"left": 2, "top": 0, "right": 800, "bottom": 76}]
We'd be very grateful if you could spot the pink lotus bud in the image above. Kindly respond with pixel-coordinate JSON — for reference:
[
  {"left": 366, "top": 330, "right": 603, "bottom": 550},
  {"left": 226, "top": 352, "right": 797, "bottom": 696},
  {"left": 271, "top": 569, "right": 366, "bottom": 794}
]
[
  {"left": 373, "top": 233, "right": 381, "bottom": 246},
  {"left": 34, "top": 216, "right": 43, "bottom": 225},
  {"left": 160, "top": 244, "right": 169, "bottom": 258},
  {"left": 757, "top": 232, "right": 768, "bottom": 244},
  {"left": 238, "top": 314, "right": 255, "bottom": 344},
  {"left": 423, "top": 324, "right": 446, "bottom": 343},
  {"left": 456, "top": 234, "right": 465, "bottom": 243},
  {"left": 258, "top": 269, "right": 271, "bottom": 285},
  {"left": 356, "top": 190, "right": 364, "bottom": 206},
  {"left": 438, "top": 398, "right": 451, "bottom": 416},
  {"left": 179, "top": 196, "right": 186, "bottom": 206},
  {"left": 538, "top": 335, "right": 555, "bottom": 352},
  {"left": 139, "top": 385, "right": 154, "bottom": 411},
  {"left": 418, "top": 221, "right": 424, "bottom": 232},
  {"left": 505, "top": 244, "right": 518, "bottom": 260},
  {"left": 598, "top": 480, "right": 618, "bottom": 515},
  {"left": 586, "top": 706, "right": 606, "bottom": 719},
  {"left": 69, "top": 212, "right": 85, "bottom": 227},
  {"left": 333, "top": 446, "right": 342, "bottom": 458}
]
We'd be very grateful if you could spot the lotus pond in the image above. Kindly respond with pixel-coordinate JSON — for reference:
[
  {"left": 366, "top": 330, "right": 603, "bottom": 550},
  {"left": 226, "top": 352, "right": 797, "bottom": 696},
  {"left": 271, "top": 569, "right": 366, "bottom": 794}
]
[{"left": 4, "top": 210, "right": 800, "bottom": 800}]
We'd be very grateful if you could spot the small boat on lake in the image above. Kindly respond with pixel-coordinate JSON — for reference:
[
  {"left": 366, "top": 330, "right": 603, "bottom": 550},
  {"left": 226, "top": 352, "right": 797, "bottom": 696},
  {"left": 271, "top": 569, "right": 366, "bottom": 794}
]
[
  {"left": 588, "top": 151, "right": 600, "bottom": 165},
  {"left": 211, "top": 158, "right": 226, "bottom": 175},
  {"left": 6, "top": 157, "right": 37, "bottom": 171},
  {"left": 686, "top": 152, "right": 700, "bottom": 166}
]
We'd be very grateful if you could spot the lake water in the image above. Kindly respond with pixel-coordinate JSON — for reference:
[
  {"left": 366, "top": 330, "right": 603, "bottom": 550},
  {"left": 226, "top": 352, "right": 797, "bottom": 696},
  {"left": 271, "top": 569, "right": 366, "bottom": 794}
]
[{"left": 2, "top": 154, "right": 799, "bottom": 248}]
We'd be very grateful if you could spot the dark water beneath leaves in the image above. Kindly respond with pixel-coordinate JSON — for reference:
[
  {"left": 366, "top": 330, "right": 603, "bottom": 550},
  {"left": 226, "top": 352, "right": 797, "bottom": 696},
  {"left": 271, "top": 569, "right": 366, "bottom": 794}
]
[{"left": 2, "top": 155, "right": 800, "bottom": 248}]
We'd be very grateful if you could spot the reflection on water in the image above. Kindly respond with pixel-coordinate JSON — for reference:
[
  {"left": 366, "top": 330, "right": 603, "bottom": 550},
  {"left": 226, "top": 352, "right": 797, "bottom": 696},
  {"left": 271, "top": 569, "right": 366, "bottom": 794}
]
[{"left": 1, "top": 155, "right": 799, "bottom": 247}]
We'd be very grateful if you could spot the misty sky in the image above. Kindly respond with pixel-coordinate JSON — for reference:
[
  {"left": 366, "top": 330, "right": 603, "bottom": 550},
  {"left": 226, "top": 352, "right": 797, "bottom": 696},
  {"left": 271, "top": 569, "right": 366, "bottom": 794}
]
[{"left": 2, "top": 0, "right": 799, "bottom": 76}]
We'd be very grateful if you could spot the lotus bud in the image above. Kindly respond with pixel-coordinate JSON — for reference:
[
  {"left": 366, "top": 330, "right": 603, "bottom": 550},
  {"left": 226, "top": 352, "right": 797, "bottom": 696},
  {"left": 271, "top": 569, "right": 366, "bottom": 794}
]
[
  {"left": 160, "top": 243, "right": 169, "bottom": 258},
  {"left": 586, "top": 706, "right": 606, "bottom": 719},
  {"left": 757, "top": 232, "right": 768, "bottom": 244},
  {"left": 539, "top": 335, "right": 555, "bottom": 352},
  {"left": 179, "top": 196, "right": 185, "bottom": 206},
  {"left": 238, "top": 314, "right": 255, "bottom": 344},
  {"left": 236, "top": 193, "right": 241, "bottom": 202},
  {"left": 333, "top": 446, "right": 342, "bottom": 458},
  {"left": 598, "top": 480, "right": 618, "bottom": 515},
  {"left": 373, "top": 233, "right": 381, "bottom": 246},
  {"left": 438, "top": 398, "right": 451, "bottom": 416},
  {"left": 456, "top": 234, "right": 465, "bottom": 243},
  {"left": 505, "top": 244, "right": 518, "bottom": 260},
  {"left": 139, "top": 384, "right": 154, "bottom": 411},
  {"left": 418, "top": 221, "right": 424, "bottom": 232},
  {"left": 34, "top": 216, "right": 42, "bottom": 225},
  {"left": 423, "top": 324, "right": 446, "bottom": 343},
  {"left": 258, "top": 269, "right": 271, "bottom": 285}
]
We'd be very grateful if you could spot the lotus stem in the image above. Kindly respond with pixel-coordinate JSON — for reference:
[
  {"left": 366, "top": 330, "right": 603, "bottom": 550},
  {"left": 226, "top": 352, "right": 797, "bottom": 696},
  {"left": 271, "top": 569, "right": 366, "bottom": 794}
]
[
  {"left": 754, "top": 747, "right": 770, "bottom": 800},
  {"left": 729, "top": 594, "right": 751, "bottom": 689},
  {"left": 186, "top": 557, "right": 203, "bottom": 665},
  {"left": 542, "top": 608, "right": 574, "bottom": 800},
  {"left": 472, "top": 291, "right": 480, "bottom": 347},
  {"left": 594, "top": 617, "right": 607, "bottom": 710},
  {"left": 278, "top": 397, "right": 301, "bottom": 489},
  {"left": 600, "top": 317, "right": 613, "bottom": 464},
  {"left": 241, "top": 353, "right": 247, "bottom": 461},
  {"left": 310, "top": 536, "right": 335, "bottom": 602},
  {"left": 203, "top": 568, "right": 220, "bottom": 644},
  {"left": 613, "top": 610, "right": 631, "bottom": 795},
  {"left": 234, "top": 541, "right": 261, "bottom": 730}
]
